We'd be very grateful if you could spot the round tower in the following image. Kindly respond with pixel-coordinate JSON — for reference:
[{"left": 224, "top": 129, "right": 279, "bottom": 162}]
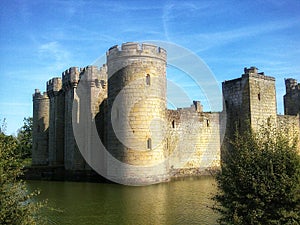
[
  {"left": 106, "top": 42, "right": 169, "bottom": 184},
  {"left": 32, "top": 89, "right": 50, "bottom": 165}
]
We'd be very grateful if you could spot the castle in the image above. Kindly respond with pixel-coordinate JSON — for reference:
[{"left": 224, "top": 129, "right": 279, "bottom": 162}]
[{"left": 32, "top": 42, "right": 300, "bottom": 185}]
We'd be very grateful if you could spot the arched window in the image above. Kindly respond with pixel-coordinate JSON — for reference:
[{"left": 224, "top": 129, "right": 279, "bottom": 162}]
[
  {"left": 147, "top": 138, "right": 152, "bottom": 150},
  {"left": 172, "top": 120, "right": 175, "bottom": 128},
  {"left": 146, "top": 74, "right": 151, "bottom": 85}
]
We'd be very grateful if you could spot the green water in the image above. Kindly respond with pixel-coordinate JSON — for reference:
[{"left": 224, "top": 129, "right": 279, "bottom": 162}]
[{"left": 28, "top": 177, "right": 219, "bottom": 225}]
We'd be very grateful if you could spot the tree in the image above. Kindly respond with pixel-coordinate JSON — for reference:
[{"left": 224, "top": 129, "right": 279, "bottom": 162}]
[
  {"left": 17, "top": 117, "right": 33, "bottom": 159},
  {"left": 0, "top": 119, "right": 44, "bottom": 224},
  {"left": 214, "top": 121, "right": 300, "bottom": 224}
]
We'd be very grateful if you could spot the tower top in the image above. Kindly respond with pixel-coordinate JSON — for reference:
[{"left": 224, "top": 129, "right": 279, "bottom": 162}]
[
  {"left": 106, "top": 42, "right": 167, "bottom": 62},
  {"left": 242, "top": 66, "right": 275, "bottom": 81},
  {"left": 32, "top": 89, "right": 48, "bottom": 99},
  {"left": 47, "top": 77, "right": 62, "bottom": 93},
  {"left": 285, "top": 78, "right": 299, "bottom": 93},
  {"left": 244, "top": 66, "right": 259, "bottom": 74}
]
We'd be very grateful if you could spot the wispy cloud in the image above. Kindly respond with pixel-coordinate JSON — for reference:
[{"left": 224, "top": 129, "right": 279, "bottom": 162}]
[
  {"left": 162, "top": 1, "right": 215, "bottom": 40},
  {"left": 191, "top": 19, "right": 300, "bottom": 51},
  {"left": 95, "top": 1, "right": 162, "bottom": 12},
  {"left": 161, "top": 1, "right": 300, "bottom": 52},
  {"left": 38, "top": 41, "right": 71, "bottom": 70}
]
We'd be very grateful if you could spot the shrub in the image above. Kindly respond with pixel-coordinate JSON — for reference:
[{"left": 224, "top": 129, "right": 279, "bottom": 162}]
[
  {"left": 214, "top": 121, "right": 300, "bottom": 224},
  {"left": 0, "top": 120, "right": 44, "bottom": 225}
]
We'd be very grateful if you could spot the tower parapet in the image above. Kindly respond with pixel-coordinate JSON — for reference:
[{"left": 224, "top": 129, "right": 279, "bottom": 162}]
[
  {"left": 47, "top": 77, "right": 62, "bottom": 96},
  {"left": 285, "top": 78, "right": 299, "bottom": 94},
  {"left": 243, "top": 66, "right": 275, "bottom": 81},
  {"left": 107, "top": 42, "right": 166, "bottom": 77},
  {"left": 33, "top": 89, "right": 49, "bottom": 100},
  {"left": 62, "top": 67, "right": 80, "bottom": 89},
  {"left": 79, "top": 65, "right": 107, "bottom": 87},
  {"left": 107, "top": 42, "right": 167, "bottom": 61},
  {"left": 244, "top": 66, "right": 259, "bottom": 75}
]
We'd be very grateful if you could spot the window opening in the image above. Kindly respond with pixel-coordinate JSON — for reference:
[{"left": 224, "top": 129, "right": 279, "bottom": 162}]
[
  {"left": 147, "top": 138, "right": 152, "bottom": 150},
  {"left": 146, "top": 74, "right": 150, "bottom": 85}
]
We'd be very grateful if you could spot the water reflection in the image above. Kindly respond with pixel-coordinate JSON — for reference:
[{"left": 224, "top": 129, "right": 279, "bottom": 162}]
[{"left": 28, "top": 176, "right": 219, "bottom": 225}]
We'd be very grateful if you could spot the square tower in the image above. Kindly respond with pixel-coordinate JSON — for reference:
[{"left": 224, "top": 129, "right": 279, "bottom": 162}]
[
  {"left": 223, "top": 67, "right": 277, "bottom": 132},
  {"left": 284, "top": 78, "right": 300, "bottom": 115}
]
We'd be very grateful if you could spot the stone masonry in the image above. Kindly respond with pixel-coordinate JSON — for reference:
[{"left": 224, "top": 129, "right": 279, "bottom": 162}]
[
  {"left": 222, "top": 67, "right": 277, "bottom": 133},
  {"left": 32, "top": 43, "right": 300, "bottom": 184},
  {"left": 284, "top": 78, "right": 300, "bottom": 116}
]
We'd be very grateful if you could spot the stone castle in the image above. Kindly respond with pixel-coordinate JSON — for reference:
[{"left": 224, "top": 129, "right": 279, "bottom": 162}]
[{"left": 32, "top": 42, "right": 300, "bottom": 184}]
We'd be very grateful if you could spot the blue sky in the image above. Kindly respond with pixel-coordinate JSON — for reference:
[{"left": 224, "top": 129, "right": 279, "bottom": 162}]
[{"left": 0, "top": 0, "right": 300, "bottom": 134}]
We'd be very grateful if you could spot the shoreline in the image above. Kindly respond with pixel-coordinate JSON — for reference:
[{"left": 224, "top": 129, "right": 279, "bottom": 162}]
[{"left": 23, "top": 165, "right": 218, "bottom": 184}]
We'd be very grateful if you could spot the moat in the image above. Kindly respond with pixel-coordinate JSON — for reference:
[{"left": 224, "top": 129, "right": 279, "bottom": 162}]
[{"left": 28, "top": 176, "right": 219, "bottom": 225}]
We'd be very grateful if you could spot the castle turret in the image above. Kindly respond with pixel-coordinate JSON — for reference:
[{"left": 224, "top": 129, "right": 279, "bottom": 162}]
[
  {"left": 62, "top": 67, "right": 82, "bottom": 170},
  {"left": 284, "top": 78, "right": 300, "bottom": 115},
  {"left": 72, "top": 65, "right": 108, "bottom": 171},
  {"left": 32, "top": 89, "right": 49, "bottom": 165},
  {"left": 106, "top": 42, "right": 169, "bottom": 184},
  {"left": 47, "top": 77, "right": 65, "bottom": 166},
  {"left": 223, "top": 67, "right": 277, "bottom": 132}
]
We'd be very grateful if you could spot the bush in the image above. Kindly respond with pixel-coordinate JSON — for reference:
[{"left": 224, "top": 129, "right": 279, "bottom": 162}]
[
  {"left": 214, "top": 121, "right": 300, "bottom": 224},
  {"left": 17, "top": 117, "right": 33, "bottom": 159},
  {"left": 0, "top": 120, "right": 44, "bottom": 225}
]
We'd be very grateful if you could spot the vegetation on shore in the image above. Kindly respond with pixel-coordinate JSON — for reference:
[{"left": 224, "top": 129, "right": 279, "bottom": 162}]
[
  {"left": 0, "top": 118, "right": 45, "bottom": 225},
  {"left": 214, "top": 121, "right": 300, "bottom": 224}
]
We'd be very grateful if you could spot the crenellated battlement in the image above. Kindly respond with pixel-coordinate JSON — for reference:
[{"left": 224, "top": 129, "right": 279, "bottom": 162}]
[
  {"left": 78, "top": 65, "right": 107, "bottom": 88},
  {"left": 193, "top": 101, "right": 203, "bottom": 112},
  {"left": 47, "top": 77, "right": 62, "bottom": 93},
  {"left": 242, "top": 66, "right": 275, "bottom": 81},
  {"left": 62, "top": 67, "right": 80, "bottom": 88},
  {"left": 33, "top": 89, "right": 48, "bottom": 99},
  {"left": 106, "top": 42, "right": 167, "bottom": 62},
  {"left": 244, "top": 66, "right": 259, "bottom": 74},
  {"left": 285, "top": 78, "right": 299, "bottom": 93}
]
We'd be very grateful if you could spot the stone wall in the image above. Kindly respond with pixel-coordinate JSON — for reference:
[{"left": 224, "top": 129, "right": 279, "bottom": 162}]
[
  {"left": 247, "top": 70, "right": 277, "bottom": 130},
  {"left": 167, "top": 103, "right": 223, "bottom": 175},
  {"left": 222, "top": 76, "right": 249, "bottom": 134},
  {"left": 277, "top": 114, "right": 300, "bottom": 152}
]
